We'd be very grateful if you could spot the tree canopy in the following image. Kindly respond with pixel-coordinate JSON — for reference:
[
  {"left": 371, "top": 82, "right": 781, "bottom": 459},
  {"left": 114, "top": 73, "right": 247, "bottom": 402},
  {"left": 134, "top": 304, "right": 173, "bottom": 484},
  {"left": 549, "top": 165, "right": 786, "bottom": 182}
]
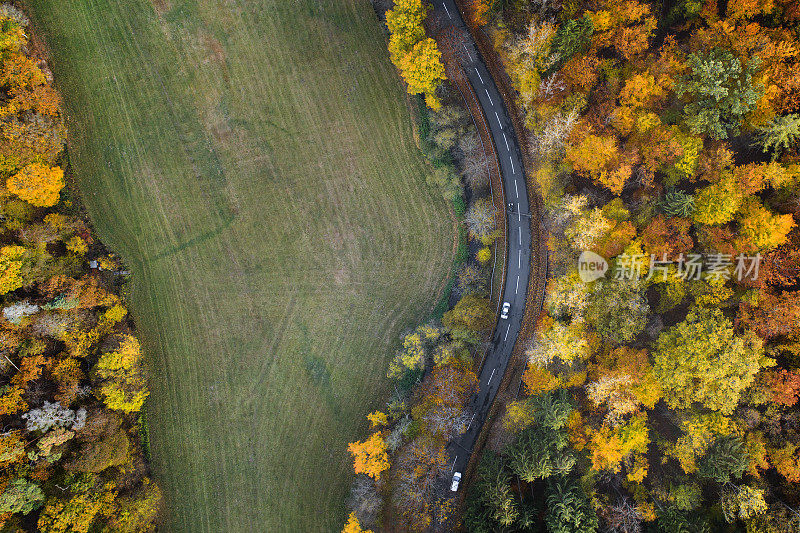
[{"left": 654, "top": 307, "right": 771, "bottom": 413}]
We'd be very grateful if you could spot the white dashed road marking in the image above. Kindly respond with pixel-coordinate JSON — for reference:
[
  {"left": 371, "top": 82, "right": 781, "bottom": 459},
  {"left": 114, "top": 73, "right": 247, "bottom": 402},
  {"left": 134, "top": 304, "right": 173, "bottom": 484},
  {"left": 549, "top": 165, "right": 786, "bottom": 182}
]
[
  {"left": 444, "top": 4, "right": 452, "bottom": 18},
  {"left": 463, "top": 44, "right": 473, "bottom": 62},
  {"left": 518, "top": 249, "right": 522, "bottom": 269},
  {"left": 514, "top": 179, "right": 518, "bottom": 198},
  {"left": 488, "top": 368, "right": 497, "bottom": 385},
  {"left": 502, "top": 132, "right": 509, "bottom": 150},
  {"left": 495, "top": 111, "right": 502, "bottom": 129},
  {"left": 509, "top": 156, "right": 515, "bottom": 174},
  {"left": 485, "top": 88, "right": 493, "bottom": 105},
  {"left": 515, "top": 275, "right": 520, "bottom": 294},
  {"left": 476, "top": 69, "right": 484, "bottom": 84}
]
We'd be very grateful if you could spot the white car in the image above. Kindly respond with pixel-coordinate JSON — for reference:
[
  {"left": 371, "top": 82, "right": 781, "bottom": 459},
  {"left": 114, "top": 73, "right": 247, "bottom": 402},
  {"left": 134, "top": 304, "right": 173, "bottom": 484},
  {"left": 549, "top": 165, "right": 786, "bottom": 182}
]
[
  {"left": 451, "top": 472, "right": 462, "bottom": 492},
  {"left": 501, "top": 301, "right": 511, "bottom": 319}
]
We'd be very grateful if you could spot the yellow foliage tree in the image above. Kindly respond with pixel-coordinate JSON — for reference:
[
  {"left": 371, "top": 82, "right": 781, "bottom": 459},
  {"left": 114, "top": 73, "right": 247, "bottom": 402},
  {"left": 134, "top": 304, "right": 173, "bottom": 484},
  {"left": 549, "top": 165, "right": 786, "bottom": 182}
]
[
  {"left": 522, "top": 363, "right": 560, "bottom": 395},
  {"left": 387, "top": 324, "right": 442, "bottom": 378},
  {"left": 745, "top": 431, "right": 769, "bottom": 477},
  {"left": 98, "top": 385, "right": 148, "bottom": 414},
  {"left": 385, "top": 0, "right": 446, "bottom": 108},
  {"left": 104, "top": 478, "right": 162, "bottom": 533},
  {"left": 93, "top": 335, "right": 149, "bottom": 413},
  {"left": 386, "top": 1, "right": 427, "bottom": 57},
  {"left": 668, "top": 412, "right": 732, "bottom": 473},
  {"left": 0, "top": 245, "right": 26, "bottom": 294},
  {"left": 397, "top": 38, "right": 446, "bottom": 107},
  {"left": 342, "top": 512, "right": 374, "bottom": 533},
  {"left": 693, "top": 174, "right": 744, "bottom": 225},
  {"left": 0, "top": 21, "right": 25, "bottom": 55},
  {"left": 737, "top": 198, "right": 795, "bottom": 251},
  {"left": 503, "top": 399, "right": 536, "bottom": 432},
  {"left": 367, "top": 411, "right": 388, "bottom": 428},
  {"left": 101, "top": 304, "right": 128, "bottom": 326},
  {"left": 348, "top": 432, "right": 390, "bottom": 480},
  {"left": 442, "top": 294, "right": 494, "bottom": 333},
  {"left": 6, "top": 162, "right": 64, "bottom": 207},
  {"left": 37, "top": 484, "right": 116, "bottom": 533},
  {"left": 0, "top": 430, "right": 25, "bottom": 468},
  {"left": 565, "top": 134, "right": 626, "bottom": 194},
  {"left": 587, "top": 413, "right": 649, "bottom": 479},
  {"left": 0, "top": 385, "right": 27, "bottom": 416}
]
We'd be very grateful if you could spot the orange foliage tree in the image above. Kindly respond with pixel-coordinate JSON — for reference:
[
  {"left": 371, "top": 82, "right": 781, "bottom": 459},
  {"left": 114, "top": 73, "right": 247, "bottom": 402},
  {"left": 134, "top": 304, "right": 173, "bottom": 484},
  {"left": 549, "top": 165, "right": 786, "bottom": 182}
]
[
  {"left": 565, "top": 133, "right": 629, "bottom": 194},
  {"left": 586, "top": 413, "right": 650, "bottom": 481},
  {"left": 36, "top": 484, "right": 117, "bottom": 533},
  {"left": 522, "top": 363, "right": 560, "bottom": 396},
  {"left": 348, "top": 432, "right": 390, "bottom": 480},
  {"left": 588, "top": 0, "right": 656, "bottom": 60},
  {"left": 640, "top": 216, "right": 694, "bottom": 260},
  {"left": 413, "top": 364, "right": 477, "bottom": 441},
  {"left": 6, "top": 162, "right": 64, "bottom": 207},
  {"left": 769, "top": 443, "right": 800, "bottom": 482},
  {"left": 465, "top": 0, "right": 492, "bottom": 27},
  {"left": 762, "top": 369, "right": 800, "bottom": 406},
  {"left": 391, "top": 435, "right": 450, "bottom": 530},
  {"left": 737, "top": 290, "right": 800, "bottom": 340}
]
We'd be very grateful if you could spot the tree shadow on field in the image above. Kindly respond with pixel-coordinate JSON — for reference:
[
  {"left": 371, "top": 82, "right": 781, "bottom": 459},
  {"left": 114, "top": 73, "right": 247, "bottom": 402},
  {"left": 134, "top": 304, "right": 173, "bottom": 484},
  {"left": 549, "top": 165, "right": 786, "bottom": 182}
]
[
  {"left": 299, "top": 323, "right": 343, "bottom": 419},
  {"left": 303, "top": 355, "right": 343, "bottom": 420}
]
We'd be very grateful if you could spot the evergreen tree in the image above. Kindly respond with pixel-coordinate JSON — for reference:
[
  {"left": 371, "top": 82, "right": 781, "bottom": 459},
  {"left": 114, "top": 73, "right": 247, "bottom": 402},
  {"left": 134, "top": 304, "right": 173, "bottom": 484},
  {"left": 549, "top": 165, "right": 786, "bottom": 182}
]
[
  {"left": 545, "top": 476, "right": 599, "bottom": 533},
  {"left": 660, "top": 190, "right": 695, "bottom": 218},
  {"left": 756, "top": 113, "right": 800, "bottom": 160},
  {"left": 698, "top": 436, "right": 748, "bottom": 483},
  {"left": 508, "top": 424, "right": 575, "bottom": 481},
  {"left": 677, "top": 48, "right": 762, "bottom": 139}
]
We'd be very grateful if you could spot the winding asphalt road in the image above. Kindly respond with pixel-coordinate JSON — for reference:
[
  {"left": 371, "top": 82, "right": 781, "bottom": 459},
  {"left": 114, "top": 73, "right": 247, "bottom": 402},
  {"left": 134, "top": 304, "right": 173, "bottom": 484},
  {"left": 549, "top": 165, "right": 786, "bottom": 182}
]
[{"left": 433, "top": 0, "right": 533, "bottom": 480}]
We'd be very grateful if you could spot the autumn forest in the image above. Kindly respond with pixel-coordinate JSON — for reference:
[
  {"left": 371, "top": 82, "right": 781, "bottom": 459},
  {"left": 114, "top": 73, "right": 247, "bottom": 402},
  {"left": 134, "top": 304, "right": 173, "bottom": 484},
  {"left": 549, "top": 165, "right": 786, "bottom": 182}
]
[
  {"left": 0, "top": 0, "right": 799, "bottom": 531},
  {"left": 345, "top": 0, "right": 800, "bottom": 531},
  {"left": 0, "top": 5, "right": 160, "bottom": 532}
]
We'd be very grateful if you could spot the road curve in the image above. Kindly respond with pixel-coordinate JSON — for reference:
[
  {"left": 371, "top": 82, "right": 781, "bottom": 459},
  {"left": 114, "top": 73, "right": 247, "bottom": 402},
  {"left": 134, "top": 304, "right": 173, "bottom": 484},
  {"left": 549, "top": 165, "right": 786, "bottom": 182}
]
[{"left": 433, "top": 1, "right": 533, "bottom": 479}]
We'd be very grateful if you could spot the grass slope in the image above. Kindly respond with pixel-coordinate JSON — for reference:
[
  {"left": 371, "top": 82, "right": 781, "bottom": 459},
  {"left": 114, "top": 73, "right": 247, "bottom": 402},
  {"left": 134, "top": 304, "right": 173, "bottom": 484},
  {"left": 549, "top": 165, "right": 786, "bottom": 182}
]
[{"left": 25, "top": 1, "right": 454, "bottom": 530}]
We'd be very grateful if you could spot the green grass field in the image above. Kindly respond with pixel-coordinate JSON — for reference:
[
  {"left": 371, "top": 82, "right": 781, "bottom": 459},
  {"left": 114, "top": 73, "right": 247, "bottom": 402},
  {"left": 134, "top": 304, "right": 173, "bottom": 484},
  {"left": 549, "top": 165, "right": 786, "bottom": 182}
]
[{"left": 26, "top": 1, "right": 454, "bottom": 530}]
